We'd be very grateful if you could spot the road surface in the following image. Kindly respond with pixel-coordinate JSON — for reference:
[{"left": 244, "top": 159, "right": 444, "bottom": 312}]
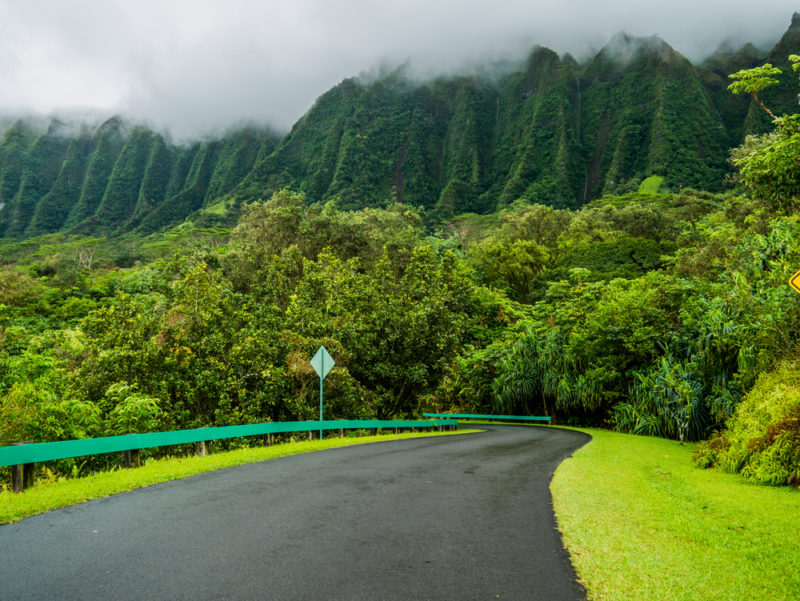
[{"left": 0, "top": 424, "right": 590, "bottom": 600}]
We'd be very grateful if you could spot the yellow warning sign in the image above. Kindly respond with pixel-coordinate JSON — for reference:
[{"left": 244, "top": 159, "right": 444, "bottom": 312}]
[{"left": 791, "top": 270, "right": 800, "bottom": 295}]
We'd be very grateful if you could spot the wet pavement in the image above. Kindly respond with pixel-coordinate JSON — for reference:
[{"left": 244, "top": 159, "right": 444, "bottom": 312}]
[{"left": 0, "top": 424, "right": 589, "bottom": 600}]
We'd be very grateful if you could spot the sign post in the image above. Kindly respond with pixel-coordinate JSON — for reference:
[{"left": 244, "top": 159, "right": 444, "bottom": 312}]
[
  {"left": 791, "top": 270, "right": 800, "bottom": 295},
  {"left": 309, "top": 346, "right": 334, "bottom": 439}
]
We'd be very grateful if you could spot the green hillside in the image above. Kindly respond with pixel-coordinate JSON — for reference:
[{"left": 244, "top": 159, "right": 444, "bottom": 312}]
[
  {"left": 487, "top": 46, "right": 582, "bottom": 208},
  {"left": 579, "top": 34, "right": 729, "bottom": 198},
  {"left": 0, "top": 120, "right": 279, "bottom": 239},
  {"left": 1, "top": 15, "right": 799, "bottom": 240}
]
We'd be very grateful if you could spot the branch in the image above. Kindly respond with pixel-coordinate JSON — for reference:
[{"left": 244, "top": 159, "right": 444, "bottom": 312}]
[{"left": 752, "top": 92, "right": 778, "bottom": 121}]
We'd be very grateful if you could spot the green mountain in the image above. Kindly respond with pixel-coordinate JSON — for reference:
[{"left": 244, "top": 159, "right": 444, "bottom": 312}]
[
  {"left": 488, "top": 47, "right": 582, "bottom": 208},
  {"left": 1, "top": 14, "right": 799, "bottom": 240},
  {"left": 0, "top": 119, "right": 280, "bottom": 238},
  {"left": 63, "top": 117, "right": 126, "bottom": 231},
  {"left": 578, "top": 34, "right": 729, "bottom": 198},
  {"left": 243, "top": 33, "right": 735, "bottom": 213},
  {"left": 697, "top": 42, "right": 765, "bottom": 146},
  {"left": 239, "top": 72, "right": 499, "bottom": 213}
]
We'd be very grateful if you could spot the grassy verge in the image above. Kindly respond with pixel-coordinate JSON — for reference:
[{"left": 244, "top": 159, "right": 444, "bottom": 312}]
[
  {"left": 0, "top": 430, "right": 476, "bottom": 525},
  {"left": 551, "top": 428, "right": 800, "bottom": 601}
]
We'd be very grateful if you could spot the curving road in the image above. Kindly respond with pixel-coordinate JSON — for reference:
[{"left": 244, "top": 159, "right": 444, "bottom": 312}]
[{"left": 0, "top": 425, "right": 589, "bottom": 601}]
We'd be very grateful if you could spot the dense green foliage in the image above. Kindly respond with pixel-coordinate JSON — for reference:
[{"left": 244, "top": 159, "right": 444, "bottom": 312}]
[
  {"left": 432, "top": 192, "right": 799, "bottom": 444},
  {"left": 0, "top": 192, "right": 496, "bottom": 485},
  {"left": 2, "top": 16, "right": 800, "bottom": 490},
  {"left": 3, "top": 174, "right": 799, "bottom": 488},
  {"left": 695, "top": 360, "right": 800, "bottom": 485}
]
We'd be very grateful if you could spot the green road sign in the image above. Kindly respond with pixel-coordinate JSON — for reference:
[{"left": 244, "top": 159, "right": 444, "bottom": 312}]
[
  {"left": 791, "top": 270, "right": 800, "bottom": 295},
  {"left": 310, "top": 346, "right": 335, "bottom": 437},
  {"left": 310, "top": 346, "right": 335, "bottom": 379}
]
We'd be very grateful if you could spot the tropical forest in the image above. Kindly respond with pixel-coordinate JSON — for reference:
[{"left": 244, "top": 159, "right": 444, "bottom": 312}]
[{"left": 2, "top": 13, "right": 800, "bottom": 492}]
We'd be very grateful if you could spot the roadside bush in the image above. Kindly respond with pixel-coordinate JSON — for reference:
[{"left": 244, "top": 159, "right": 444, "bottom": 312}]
[
  {"left": 612, "top": 354, "right": 708, "bottom": 442},
  {"left": 695, "top": 360, "right": 800, "bottom": 485}
]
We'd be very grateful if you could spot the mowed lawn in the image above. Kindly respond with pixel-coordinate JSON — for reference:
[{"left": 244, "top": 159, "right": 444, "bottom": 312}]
[{"left": 552, "top": 428, "right": 800, "bottom": 601}]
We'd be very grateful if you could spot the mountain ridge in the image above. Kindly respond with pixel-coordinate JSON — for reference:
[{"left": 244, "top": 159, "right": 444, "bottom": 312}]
[{"left": 1, "top": 15, "right": 799, "bottom": 240}]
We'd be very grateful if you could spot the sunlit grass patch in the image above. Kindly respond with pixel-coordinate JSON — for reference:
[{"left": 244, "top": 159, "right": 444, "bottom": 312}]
[
  {"left": 552, "top": 428, "right": 800, "bottom": 601},
  {"left": 0, "top": 430, "right": 476, "bottom": 525},
  {"left": 638, "top": 175, "right": 664, "bottom": 194},
  {"left": 199, "top": 197, "right": 233, "bottom": 217}
]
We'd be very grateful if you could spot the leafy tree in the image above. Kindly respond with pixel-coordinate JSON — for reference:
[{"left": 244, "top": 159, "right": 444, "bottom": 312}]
[
  {"left": 728, "top": 63, "right": 784, "bottom": 120},
  {"left": 104, "top": 382, "right": 162, "bottom": 435},
  {"left": 470, "top": 238, "right": 548, "bottom": 301},
  {"left": 0, "top": 344, "right": 101, "bottom": 444},
  {"left": 286, "top": 246, "right": 472, "bottom": 417},
  {"left": 612, "top": 354, "right": 708, "bottom": 442},
  {"left": 730, "top": 115, "right": 800, "bottom": 205},
  {"left": 728, "top": 56, "right": 800, "bottom": 205}
]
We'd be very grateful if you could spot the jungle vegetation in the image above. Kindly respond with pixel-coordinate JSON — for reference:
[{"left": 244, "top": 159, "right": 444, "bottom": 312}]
[{"left": 2, "top": 16, "right": 800, "bottom": 488}]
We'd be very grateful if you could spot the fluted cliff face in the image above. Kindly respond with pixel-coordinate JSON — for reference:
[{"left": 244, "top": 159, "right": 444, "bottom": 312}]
[{"left": 1, "top": 16, "right": 798, "bottom": 239}]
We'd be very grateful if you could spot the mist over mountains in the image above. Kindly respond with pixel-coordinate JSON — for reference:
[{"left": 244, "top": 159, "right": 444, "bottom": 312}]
[{"left": 1, "top": 14, "right": 799, "bottom": 240}]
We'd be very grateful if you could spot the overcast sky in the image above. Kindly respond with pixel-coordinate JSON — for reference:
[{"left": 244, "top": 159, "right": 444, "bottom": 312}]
[{"left": 0, "top": 1, "right": 797, "bottom": 138}]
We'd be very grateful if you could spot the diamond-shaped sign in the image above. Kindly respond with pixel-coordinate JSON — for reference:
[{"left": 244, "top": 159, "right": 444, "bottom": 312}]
[
  {"left": 310, "top": 346, "right": 335, "bottom": 380},
  {"left": 791, "top": 270, "right": 800, "bottom": 295}
]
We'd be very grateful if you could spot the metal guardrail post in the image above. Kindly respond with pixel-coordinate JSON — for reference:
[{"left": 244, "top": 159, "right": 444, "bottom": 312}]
[
  {"left": 123, "top": 449, "right": 140, "bottom": 468},
  {"left": 197, "top": 428, "right": 210, "bottom": 456},
  {"left": 12, "top": 442, "right": 34, "bottom": 493}
]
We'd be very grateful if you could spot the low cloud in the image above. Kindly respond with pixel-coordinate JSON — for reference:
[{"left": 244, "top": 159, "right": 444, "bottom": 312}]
[{"left": 0, "top": 0, "right": 797, "bottom": 138}]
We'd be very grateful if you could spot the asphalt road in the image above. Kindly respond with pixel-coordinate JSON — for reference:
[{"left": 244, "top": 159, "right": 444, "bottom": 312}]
[{"left": 0, "top": 425, "right": 590, "bottom": 601}]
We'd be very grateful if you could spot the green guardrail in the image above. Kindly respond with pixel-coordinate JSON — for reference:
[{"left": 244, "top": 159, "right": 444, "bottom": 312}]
[
  {"left": 0, "top": 419, "right": 458, "bottom": 492},
  {"left": 0, "top": 419, "right": 457, "bottom": 468},
  {"left": 423, "top": 413, "right": 551, "bottom": 422}
]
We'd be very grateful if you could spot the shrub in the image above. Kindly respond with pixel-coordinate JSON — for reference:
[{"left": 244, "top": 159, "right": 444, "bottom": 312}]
[{"left": 695, "top": 360, "right": 800, "bottom": 485}]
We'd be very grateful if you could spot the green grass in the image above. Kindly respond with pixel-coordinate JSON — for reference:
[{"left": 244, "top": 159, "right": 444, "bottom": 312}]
[
  {"left": 638, "top": 175, "right": 664, "bottom": 194},
  {"left": 0, "top": 430, "right": 475, "bottom": 525},
  {"left": 199, "top": 197, "right": 232, "bottom": 217},
  {"left": 551, "top": 428, "right": 800, "bottom": 601}
]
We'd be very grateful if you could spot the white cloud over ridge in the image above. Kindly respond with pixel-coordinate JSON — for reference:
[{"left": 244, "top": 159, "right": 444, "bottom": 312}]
[{"left": 1, "top": 0, "right": 797, "bottom": 138}]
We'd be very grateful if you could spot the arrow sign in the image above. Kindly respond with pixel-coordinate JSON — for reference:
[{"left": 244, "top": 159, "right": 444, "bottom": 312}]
[
  {"left": 310, "top": 346, "right": 335, "bottom": 379},
  {"left": 791, "top": 270, "right": 800, "bottom": 295},
  {"left": 310, "top": 346, "right": 335, "bottom": 438}
]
